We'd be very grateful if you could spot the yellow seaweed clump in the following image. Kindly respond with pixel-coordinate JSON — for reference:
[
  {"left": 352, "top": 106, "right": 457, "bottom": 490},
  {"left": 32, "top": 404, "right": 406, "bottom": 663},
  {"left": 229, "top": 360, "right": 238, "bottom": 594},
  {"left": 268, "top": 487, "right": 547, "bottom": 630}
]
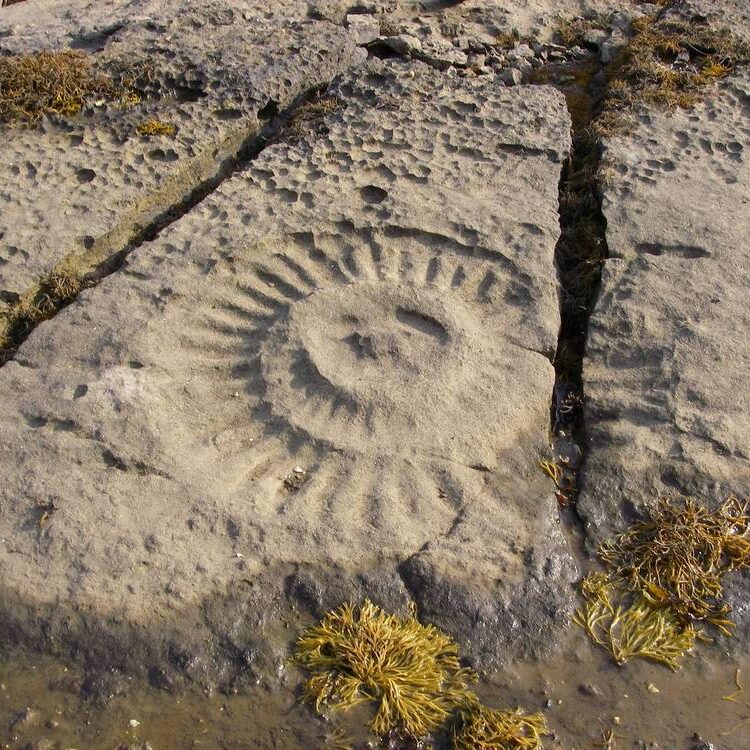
[
  {"left": 293, "top": 599, "right": 477, "bottom": 737},
  {"left": 136, "top": 117, "right": 176, "bottom": 137},
  {"left": 574, "top": 497, "right": 750, "bottom": 670},
  {"left": 599, "top": 496, "right": 750, "bottom": 634},
  {"left": 573, "top": 572, "right": 699, "bottom": 671},
  {"left": 452, "top": 699, "right": 546, "bottom": 750},
  {"left": 0, "top": 50, "right": 133, "bottom": 124}
]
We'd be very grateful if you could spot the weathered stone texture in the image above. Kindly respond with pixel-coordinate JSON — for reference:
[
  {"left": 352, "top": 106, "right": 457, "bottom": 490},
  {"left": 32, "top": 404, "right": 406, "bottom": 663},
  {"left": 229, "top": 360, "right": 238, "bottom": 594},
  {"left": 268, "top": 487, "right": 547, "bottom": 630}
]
[
  {"left": 0, "top": 58, "right": 574, "bottom": 675},
  {"left": 579, "top": 74, "right": 750, "bottom": 547},
  {"left": 0, "top": 0, "right": 359, "bottom": 301}
]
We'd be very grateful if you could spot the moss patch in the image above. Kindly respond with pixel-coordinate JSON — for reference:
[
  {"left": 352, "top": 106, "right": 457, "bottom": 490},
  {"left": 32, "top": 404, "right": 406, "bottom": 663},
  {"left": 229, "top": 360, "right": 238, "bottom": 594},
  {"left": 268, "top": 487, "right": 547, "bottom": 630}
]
[
  {"left": 595, "top": 13, "right": 750, "bottom": 136},
  {"left": 136, "top": 117, "right": 176, "bottom": 137},
  {"left": 0, "top": 270, "right": 88, "bottom": 363},
  {"left": 0, "top": 50, "right": 137, "bottom": 125},
  {"left": 555, "top": 15, "right": 608, "bottom": 48},
  {"left": 282, "top": 94, "right": 341, "bottom": 143}
]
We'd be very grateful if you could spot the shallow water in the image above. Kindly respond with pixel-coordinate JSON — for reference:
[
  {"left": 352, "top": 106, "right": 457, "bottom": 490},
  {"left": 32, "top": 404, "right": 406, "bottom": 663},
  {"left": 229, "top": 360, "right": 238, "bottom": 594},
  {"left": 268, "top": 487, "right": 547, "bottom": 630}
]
[
  {"left": 481, "top": 633, "right": 747, "bottom": 750},
  {"left": 1, "top": 624, "right": 747, "bottom": 750}
]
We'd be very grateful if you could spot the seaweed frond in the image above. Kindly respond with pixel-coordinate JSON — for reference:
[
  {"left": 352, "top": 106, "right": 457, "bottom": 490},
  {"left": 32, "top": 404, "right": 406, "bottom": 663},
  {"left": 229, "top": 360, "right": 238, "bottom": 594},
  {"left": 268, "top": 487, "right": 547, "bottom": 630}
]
[
  {"left": 293, "top": 599, "right": 477, "bottom": 737},
  {"left": 539, "top": 458, "right": 577, "bottom": 507},
  {"left": 539, "top": 459, "right": 563, "bottom": 485},
  {"left": 575, "top": 497, "right": 749, "bottom": 669},
  {"left": 324, "top": 726, "right": 355, "bottom": 750},
  {"left": 598, "top": 496, "right": 750, "bottom": 633},
  {"left": 452, "top": 699, "right": 546, "bottom": 750},
  {"left": 574, "top": 573, "right": 698, "bottom": 671}
]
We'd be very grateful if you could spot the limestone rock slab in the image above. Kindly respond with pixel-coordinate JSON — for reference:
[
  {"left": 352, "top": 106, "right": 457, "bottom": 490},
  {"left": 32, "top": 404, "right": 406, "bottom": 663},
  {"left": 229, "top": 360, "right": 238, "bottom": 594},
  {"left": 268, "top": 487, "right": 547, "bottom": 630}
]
[
  {"left": 0, "top": 60, "right": 573, "bottom": 674},
  {"left": 362, "top": 0, "right": 626, "bottom": 47},
  {"left": 579, "top": 74, "right": 750, "bottom": 550},
  {"left": 0, "top": 0, "right": 358, "bottom": 302}
]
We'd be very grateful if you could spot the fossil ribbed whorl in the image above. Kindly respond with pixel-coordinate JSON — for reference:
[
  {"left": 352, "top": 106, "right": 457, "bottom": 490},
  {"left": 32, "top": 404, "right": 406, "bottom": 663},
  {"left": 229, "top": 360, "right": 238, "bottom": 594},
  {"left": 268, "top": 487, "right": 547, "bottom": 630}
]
[{"left": 162, "top": 226, "right": 554, "bottom": 567}]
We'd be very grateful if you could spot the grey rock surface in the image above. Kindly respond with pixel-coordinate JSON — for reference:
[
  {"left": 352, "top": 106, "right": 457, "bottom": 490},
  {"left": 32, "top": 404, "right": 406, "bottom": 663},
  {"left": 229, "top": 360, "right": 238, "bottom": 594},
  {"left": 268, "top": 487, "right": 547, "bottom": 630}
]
[
  {"left": 6, "top": 0, "right": 747, "bottom": 697},
  {"left": 579, "top": 74, "right": 750, "bottom": 548},
  {"left": 0, "top": 57, "right": 575, "bottom": 677},
  {"left": 371, "top": 0, "right": 625, "bottom": 47},
  {"left": 0, "top": 0, "right": 633, "bottom": 311},
  {"left": 346, "top": 13, "right": 381, "bottom": 45},
  {"left": 0, "top": 0, "right": 359, "bottom": 303},
  {"left": 686, "top": 0, "right": 750, "bottom": 43},
  {"left": 600, "top": 27, "right": 627, "bottom": 64}
]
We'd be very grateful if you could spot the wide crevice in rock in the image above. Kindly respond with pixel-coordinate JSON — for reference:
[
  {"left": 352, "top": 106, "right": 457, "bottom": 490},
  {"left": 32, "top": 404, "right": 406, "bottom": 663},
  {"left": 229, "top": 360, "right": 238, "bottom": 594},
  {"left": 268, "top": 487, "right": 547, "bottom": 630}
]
[{"left": 534, "top": 57, "right": 611, "bottom": 555}]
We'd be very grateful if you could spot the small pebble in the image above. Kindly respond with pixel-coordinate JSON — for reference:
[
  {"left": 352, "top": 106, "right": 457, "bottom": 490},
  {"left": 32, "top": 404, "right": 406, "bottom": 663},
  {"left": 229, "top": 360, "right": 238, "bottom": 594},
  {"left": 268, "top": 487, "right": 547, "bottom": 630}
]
[{"left": 578, "top": 682, "right": 603, "bottom": 697}]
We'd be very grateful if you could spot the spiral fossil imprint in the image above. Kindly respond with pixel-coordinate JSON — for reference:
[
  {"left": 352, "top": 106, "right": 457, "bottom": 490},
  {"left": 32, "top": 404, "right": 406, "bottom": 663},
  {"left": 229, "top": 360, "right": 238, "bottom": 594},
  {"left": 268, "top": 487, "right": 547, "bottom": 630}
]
[{"left": 168, "top": 225, "right": 552, "bottom": 556}]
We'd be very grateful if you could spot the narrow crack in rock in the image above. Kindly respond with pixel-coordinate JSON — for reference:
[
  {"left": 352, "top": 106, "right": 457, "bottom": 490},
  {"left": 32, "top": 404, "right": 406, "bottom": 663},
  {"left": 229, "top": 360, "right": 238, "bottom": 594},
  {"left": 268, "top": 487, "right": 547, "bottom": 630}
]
[
  {"left": 0, "top": 83, "right": 336, "bottom": 366},
  {"left": 539, "top": 57, "right": 611, "bottom": 561}
]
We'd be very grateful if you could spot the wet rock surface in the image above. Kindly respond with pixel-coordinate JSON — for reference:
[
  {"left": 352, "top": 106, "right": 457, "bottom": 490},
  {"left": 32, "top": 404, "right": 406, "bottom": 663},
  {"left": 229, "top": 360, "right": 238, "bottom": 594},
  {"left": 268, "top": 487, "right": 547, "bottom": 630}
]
[{"left": 3, "top": 636, "right": 749, "bottom": 750}]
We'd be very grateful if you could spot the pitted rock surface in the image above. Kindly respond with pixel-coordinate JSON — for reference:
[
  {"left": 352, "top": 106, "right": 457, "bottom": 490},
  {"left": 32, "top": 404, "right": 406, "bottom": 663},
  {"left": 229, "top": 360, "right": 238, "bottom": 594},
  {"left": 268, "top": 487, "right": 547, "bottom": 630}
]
[
  {"left": 578, "top": 70, "right": 750, "bottom": 643},
  {"left": 361, "top": 0, "right": 625, "bottom": 47},
  {"left": 686, "top": 0, "right": 750, "bottom": 44},
  {"left": 0, "top": 0, "right": 623, "bottom": 309},
  {"left": 3, "top": 0, "right": 750, "bottom": 718},
  {"left": 0, "top": 0, "right": 359, "bottom": 302},
  {"left": 0, "top": 59, "right": 575, "bottom": 674}
]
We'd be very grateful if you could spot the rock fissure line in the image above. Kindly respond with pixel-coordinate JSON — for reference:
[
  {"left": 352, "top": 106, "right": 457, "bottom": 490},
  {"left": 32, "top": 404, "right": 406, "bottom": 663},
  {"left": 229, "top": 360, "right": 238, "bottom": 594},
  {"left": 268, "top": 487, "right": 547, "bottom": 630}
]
[
  {"left": 0, "top": 84, "right": 337, "bottom": 366},
  {"left": 542, "top": 58, "right": 611, "bottom": 559}
]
